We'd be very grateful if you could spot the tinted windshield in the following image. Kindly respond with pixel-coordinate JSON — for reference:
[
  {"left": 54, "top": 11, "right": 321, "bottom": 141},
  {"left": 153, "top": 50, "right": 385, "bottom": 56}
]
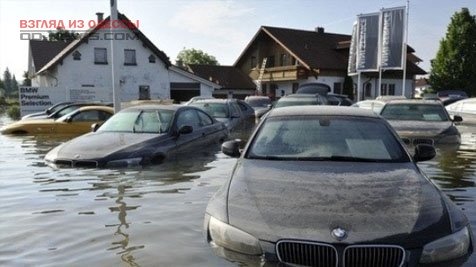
[
  {"left": 247, "top": 116, "right": 409, "bottom": 162},
  {"left": 381, "top": 104, "right": 449, "bottom": 121},
  {"left": 190, "top": 103, "right": 229, "bottom": 118},
  {"left": 275, "top": 98, "right": 319, "bottom": 108},
  {"left": 98, "top": 109, "right": 174, "bottom": 133},
  {"left": 246, "top": 98, "right": 271, "bottom": 108}
]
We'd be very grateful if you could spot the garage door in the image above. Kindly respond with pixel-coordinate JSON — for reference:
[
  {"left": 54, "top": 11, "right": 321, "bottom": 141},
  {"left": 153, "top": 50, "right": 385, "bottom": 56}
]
[{"left": 170, "top": 82, "right": 200, "bottom": 103}]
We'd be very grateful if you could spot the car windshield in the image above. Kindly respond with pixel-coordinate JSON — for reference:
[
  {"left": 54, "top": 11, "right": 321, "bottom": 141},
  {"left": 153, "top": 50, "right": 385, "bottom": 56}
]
[
  {"left": 275, "top": 98, "right": 318, "bottom": 108},
  {"left": 98, "top": 109, "right": 174, "bottom": 133},
  {"left": 381, "top": 104, "right": 449, "bottom": 121},
  {"left": 247, "top": 116, "right": 409, "bottom": 162},
  {"left": 190, "top": 103, "right": 229, "bottom": 118},
  {"left": 53, "top": 106, "right": 80, "bottom": 118},
  {"left": 246, "top": 98, "right": 271, "bottom": 108}
]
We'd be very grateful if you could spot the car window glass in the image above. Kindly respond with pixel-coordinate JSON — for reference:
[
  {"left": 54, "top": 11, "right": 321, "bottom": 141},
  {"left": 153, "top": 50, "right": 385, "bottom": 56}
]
[
  {"left": 197, "top": 110, "right": 213, "bottom": 126},
  {"left": 176, "top": 109, "right": 201, "bottom": 129},
  {"left": 55, "top": 106, "right": 78, "bottom": 118},
  {"left": 230, "top": 103, "right": 241, "bottom": 117},
  {"left": 98, "top": 111, "right": 112, "bottom": 121},
  {"left": 191, "top": 103, "right": 229, "bottom": 118},
  {"left": 247, "top": 116, "right": 408, "bottom": 162},
  {"left": 237, "top": 102, "right": 249, "bottom": 111},
  {"left": 72, "top": 110, "right": 100, "bottom": 122},
  {"left": 99, "top": 109, "right": 173, "bottom": 133},
  {"left": 381, "top": 104, "right": 449, "bottom": 121}
]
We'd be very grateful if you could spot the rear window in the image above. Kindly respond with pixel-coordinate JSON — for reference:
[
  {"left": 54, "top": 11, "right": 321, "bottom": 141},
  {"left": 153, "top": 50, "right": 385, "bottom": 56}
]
[{"left": 381, "top": 104, "right": 450, "bottom": 121}]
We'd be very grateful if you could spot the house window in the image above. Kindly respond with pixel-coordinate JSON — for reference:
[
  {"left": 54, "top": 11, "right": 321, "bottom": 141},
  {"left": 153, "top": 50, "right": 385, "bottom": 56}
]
[
  {"left": 149, "top": 54, "right": 156, "bottom": 63},
  {"left": 292, "top": 83, "right": 299, "bottom": 93},
  {"left": 291, "top": 57, "right": 296, "bottom": 65},
  {"left": 94, "top": 48, "right": 107, "bottom": 64},
  {"left": 280, "top": 53, "right": 287, "bottom": 66},
  {"left": 72, "top": 51, "right": 81, "bottom": 60},
  {"left": 251, "top": 56, "right": 256, "bottom": 68},
  {"left": 124, "top": 49, "right": 137, "bottom": 65},
  {"left": 364, "top": 83, "right": 372, "bottom": 97},
  {"left": 381, "top": 83, "right": 396, "bottom": 95},
  {"left": 267, "top": 56, "right": 275, "bottom": 67},
  {"left": 139, "top": 85, "right": 150, "bottom": 100},
  {"left": 333, "top": 82, "right": 343, "bottom": 94}
]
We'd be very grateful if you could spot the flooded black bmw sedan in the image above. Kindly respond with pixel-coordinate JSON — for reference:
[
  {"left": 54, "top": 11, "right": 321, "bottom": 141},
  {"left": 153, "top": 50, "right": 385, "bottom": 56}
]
[
  {"left": 45, "top": 105, "right": 228, "bottom": 168},
  {"left": 204, "top": 106, "right": 473, "bottom": 267}
]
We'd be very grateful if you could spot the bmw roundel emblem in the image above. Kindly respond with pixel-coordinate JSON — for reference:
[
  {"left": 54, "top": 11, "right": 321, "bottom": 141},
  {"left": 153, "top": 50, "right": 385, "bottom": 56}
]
[
  {"left": 74, "top": 154, "right": 81, "bottom": 159},
  {"left": 331, "top": 227, "right": 347, "bottom": 241}
]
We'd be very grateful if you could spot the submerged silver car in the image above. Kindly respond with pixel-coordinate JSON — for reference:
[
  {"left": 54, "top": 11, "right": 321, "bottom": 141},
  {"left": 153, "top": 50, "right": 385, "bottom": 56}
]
[
  {"left": 380, "top": 100, "right": 462, "bottom": 146},
  {"left": 204, "top": 106, "right": 473, "bottom": 267}
]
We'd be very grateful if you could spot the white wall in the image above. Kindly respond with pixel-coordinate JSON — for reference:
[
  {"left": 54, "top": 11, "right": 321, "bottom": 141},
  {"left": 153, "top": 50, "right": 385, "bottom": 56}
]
[
  {"left": 351, "top": 76, "right": 414, "bottom": 100},
  {"left": 33, "top": 26, "right": 170, "bottom": 101}
]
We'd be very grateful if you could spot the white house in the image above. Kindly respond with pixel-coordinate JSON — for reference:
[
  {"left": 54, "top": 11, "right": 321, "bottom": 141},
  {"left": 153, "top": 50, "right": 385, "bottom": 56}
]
[{"left": 28, "top": 12, "right": 220, "bottom": 104}]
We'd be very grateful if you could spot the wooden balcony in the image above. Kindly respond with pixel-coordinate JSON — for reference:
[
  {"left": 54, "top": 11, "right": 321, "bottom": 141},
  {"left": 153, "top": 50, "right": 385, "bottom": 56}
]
[{"left": 249, "top": 65, "right": 311, "bottom": 82}]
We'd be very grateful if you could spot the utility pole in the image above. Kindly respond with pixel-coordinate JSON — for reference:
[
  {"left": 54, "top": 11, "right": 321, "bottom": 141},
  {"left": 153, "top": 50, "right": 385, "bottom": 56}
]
[{"left": 110, "top": 0, "right": 121, "bottom": 113}]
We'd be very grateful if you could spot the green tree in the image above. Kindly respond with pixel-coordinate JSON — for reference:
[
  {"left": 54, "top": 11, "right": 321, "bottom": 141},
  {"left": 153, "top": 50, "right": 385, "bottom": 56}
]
[
  {"left": 343, "top": 75, "right": 354, "bottom": 99},
  {"left": 175, "top": 48, "right": 219, "bottom": 66},
  {"left": 3, "top": 68, "right": 12, "bottom": 95},
  {"left": 11, "top": 75, "right": 19, "bottom": 97},
  {"left": 430, "top": 8, "right": 476, "bottom": 96},
  {"left": 48, "top": 27, "right": 79, "bottom": 42},
  {"left": 22, "top": 71, "right": 32, "bottom": 86}
]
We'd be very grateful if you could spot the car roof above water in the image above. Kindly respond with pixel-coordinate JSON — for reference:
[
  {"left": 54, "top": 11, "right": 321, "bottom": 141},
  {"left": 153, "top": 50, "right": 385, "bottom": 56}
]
[{"left": 268, "top": 106, "right": 380, "bottom": 118}]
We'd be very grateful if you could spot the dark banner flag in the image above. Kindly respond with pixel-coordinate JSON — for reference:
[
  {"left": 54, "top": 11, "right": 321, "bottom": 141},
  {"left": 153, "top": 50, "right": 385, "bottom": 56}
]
[
  {"left": 381, "top": 7, "right": 405, "bottom": 69},
  {"left": 357, "top": 13, "right": 380, "bottom": 71}
]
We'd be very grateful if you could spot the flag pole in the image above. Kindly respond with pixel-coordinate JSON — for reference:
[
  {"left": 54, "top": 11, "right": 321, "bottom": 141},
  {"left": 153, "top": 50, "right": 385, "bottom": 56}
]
[
  {"left": 377, "top": 7, "right": 383, "bottom": 98},
  {"left": 401, "top": 0, "right": 409, "bottom": 97},
  {"left": 110, "top": 0, "right": 121, "bottom": 113}
]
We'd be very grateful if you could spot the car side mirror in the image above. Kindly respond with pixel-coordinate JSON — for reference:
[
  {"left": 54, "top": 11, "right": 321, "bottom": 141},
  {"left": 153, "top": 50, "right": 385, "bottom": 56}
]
[
  {"left": 413, "top": 144, "right": 436, "bottom": 162},
  {"left": 178, "top": 125, "right": 193, "bottom": 135},
  {"left": 91, "top": 123, "right": 100, "bottom": 132},
  {"left": 267, "top": 104, "right": 272, "bottom": 109},
  {"left": 222, "top": 139, "right": 242, "bottom": 157},
  {"left": 65, "top": 116, "right": 73, "bottom": 123},
  {"left": 453, "top": 115, "right": 463, "bottom": 122}
]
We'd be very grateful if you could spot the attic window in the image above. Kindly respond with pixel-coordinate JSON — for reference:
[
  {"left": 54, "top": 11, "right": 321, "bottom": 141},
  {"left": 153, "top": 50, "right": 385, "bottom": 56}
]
[
  {"left": 73, "top": 51, "right": 81, "bottom": 60},
  {"left": 149, "top": 54, "right": 156, "bottom": 63}
]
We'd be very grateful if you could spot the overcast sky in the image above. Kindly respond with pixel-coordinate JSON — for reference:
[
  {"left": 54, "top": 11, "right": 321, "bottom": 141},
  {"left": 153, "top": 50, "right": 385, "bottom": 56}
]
[{"left": 1, "top": 0, "right": 475, "bottom": 80}]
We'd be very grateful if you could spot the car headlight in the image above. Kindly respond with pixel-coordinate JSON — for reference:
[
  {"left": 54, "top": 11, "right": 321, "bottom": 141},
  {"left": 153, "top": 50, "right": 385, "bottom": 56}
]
[
  {"left": 208, "top": 216, "right": 262, "bottom": 255},
  {"left": 106, "top": 157, "right": 142, "bottom": 167},
  {"left": 419, "top": 226, "right": 471, "bottom": 263}
]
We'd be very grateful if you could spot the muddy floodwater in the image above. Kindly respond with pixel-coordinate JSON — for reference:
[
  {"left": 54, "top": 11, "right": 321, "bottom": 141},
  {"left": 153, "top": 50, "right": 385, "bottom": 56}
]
[{"left": 0, "top": 114, "right": 475, "bottom": 266}]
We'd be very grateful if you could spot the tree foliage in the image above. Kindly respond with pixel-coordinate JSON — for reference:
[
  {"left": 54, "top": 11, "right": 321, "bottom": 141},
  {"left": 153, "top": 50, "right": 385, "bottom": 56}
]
[
  {"left": 48, "top": 27, "right": 79, "bottom": 42},
  {"left": 3, "top": 68, "right": 12, "bottom": 95},
  {"left": 175, "top": 48, "right": 219, "bottom": 66},
  {"left": 22, "top": 71, "right": 32, "bottom": 86},
  {"left": 430, "top": 8, "right": 476, "bottom": 96}
]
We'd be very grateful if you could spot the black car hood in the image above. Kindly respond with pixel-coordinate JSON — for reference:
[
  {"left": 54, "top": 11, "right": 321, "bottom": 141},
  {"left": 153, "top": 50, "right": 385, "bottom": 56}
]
[
  {"left": 387, "top": 120, "right": 452, "bottom": 136},
  {"left": 227, "top": 160, "right": 451, "bottom": 247},
  {"left": 56, "top": 131, "right": 164, "bottom": 160}
]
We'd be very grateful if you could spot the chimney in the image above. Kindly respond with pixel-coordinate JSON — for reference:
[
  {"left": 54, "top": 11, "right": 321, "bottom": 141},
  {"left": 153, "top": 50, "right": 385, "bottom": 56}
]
[
  {"left": 96, "top": 12, "right": 104, "bottom": 23},
  {"left": 316, "top": 27, "right": 324, "bottom": 34}
]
